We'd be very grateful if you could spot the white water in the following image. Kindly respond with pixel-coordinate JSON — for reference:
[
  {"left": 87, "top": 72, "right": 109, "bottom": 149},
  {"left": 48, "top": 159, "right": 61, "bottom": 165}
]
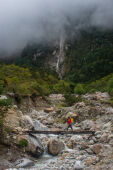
[
  {"left": 56, "top": 34, "right": 65, "bottom": 72},
  {"left": 33, "top": 120, "right": 48, "bottom": 131}
]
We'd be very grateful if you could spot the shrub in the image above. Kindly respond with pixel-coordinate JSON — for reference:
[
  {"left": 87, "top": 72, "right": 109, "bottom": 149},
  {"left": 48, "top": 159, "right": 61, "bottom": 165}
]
[
  {"left": 0, "top": 85, "right": 4, "bottom": 95},
  {"left": 0, "top": 119, "right": 3, "bottom": 127},
  {"left": 53, "top": 80, "right": 71, "bottom": 94},
  {"left": 33, "top": 82, "right": 51, "bottom": 96},
  {"left": 74, "top": 83, "right": 85, "bottom": 95},
  {"left": 57, "top": 102, "right": 67, "bottom": 108},
  {"left": 4, "top": 127, "right": 11, "bottom": 134},
  {"left": 64, "top": 94, "right": 82, "bottom": 106},
  {"left": 107, "top": 77, "right": 113, "bottom": 96},
  {"left": 0, "top": 99, "right": 13, "bottom": 107},
  {"left": 18, "top": 139, "right": 28, "bottom": 147}
]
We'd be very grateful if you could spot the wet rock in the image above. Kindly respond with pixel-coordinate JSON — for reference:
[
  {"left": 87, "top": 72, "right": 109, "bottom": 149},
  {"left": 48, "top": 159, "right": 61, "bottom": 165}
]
[
  {"left": 15, "top": 158, "right": 34, "bottom": 168},
  {"left": 18, "top": 135, "right": 44, "bottom": 157},
  {"left": 109, "top": 134, "right": 113, "bottom": 145},
  {"left": 91, "top": 144, "right": 102, "bottom": 154},
  {"left": 33, "top": 120, "right": 48, "bottom": 131},
  {"left": 48, "top": 138, "right": 65, "bottom": 155},
  {"left": 85, "top": 156, "right": 99, "bottom": 166},
  {"left": 106, "top": 107, "right": 113, "bottom": 114},
  {"left": 67, "top": 135, "right": 83, "bottom": 149},
  {"left": 70, "top": 135, "right": 83, "bottom": 142},
  {"left": 100, "top": 133, "right": 110, "bottom": 143},
  {"left": 80, "top": 142, "right": 88, "bottom": 149},
  {"left": 66, "top": 141, "right": 76, "bottom": 149},
  {"left": 103, "top": 122, "right": 111, "bottom": 131},
  {"left": 74, "top": 160, "right": 84, "bottom": 170},
  {"left": 85, "top": 148, "right": 93, "bottom": 154},
  {"left": 88, "top": 140, "right": 94, "bottom": 145},
  {"left": 20, "top": 115, "right": 34, "bottom": 130}
]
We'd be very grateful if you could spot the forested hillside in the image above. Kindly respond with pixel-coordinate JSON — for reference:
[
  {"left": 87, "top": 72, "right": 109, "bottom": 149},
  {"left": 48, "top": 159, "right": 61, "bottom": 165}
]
[
  {"left": 0, "top": 30, "right": 113, "bottom": 100},
  {"left": 12, "top": 30, "right": 113, "bottom": 84},
  {"left": 65, "top": 30, "right": 113, "bottom": 83}
]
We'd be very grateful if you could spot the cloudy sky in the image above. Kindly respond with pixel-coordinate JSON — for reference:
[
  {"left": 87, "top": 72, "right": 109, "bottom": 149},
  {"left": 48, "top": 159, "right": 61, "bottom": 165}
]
[{"left": 0, "top": 0, "right": 113, "bottom": 54}]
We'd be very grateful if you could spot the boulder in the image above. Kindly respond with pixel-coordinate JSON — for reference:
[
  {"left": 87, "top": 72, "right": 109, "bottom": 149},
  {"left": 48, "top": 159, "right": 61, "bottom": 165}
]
[
  {"left": 103, "top": 122, "right": 111, "bottom": 131},
  {"left": 46, "top": 117, "right": 54, "bottom": 125},
  {"left": 20, "top": 115, "right": 34, "bottom": 130},
  {"left": 91, "top": 144, "right": 102, "bottom": 154},
  {"left": 80, "top": 120, "right": 95, "bottom": 130},
  {"left": 17, "top": 135, "right": 44, "bottom": 157},
  {"left": 44, "top": 107, "right": 54, "bottom": 113},
  {"left": 33, "top": 120, "right": 48, "bottom": 131},
  {"left": 67, "top": 135, "right": 83, "bottom": 149},
  {"left": 100, "top": 133, "right": 110, "bottom": 143},
  {"left": 80, "top": 142, "right": 88, "bottom": 149},
  {"left": 85, "top": 156, "right": 99, "bottom": 166},
  {"left": 106, "top": 107, "right": 113, "bottom": 114},
  {"left": 74, "top": 160, "right": 84, "bottom": 170},
  {"left": 48, "top": 138, "right": 65, "bottom": 155},
  {"left": 70, "top": 135, "right": 83, "bottom": 143},
  {"left": 74, "top": 102, "right": 86, "bottom": 108},
  {"left": 3, "top": 108, "right": 22, "bottom": 143},
  {"left": 0, "top": 95, "right": 7, "bottom": 100}
]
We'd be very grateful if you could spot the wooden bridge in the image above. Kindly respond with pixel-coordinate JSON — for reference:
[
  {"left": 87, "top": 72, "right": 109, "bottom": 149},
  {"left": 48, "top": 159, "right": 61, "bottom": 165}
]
[{"left": 26, "top": 130, "right": 95, "bottom": 135}]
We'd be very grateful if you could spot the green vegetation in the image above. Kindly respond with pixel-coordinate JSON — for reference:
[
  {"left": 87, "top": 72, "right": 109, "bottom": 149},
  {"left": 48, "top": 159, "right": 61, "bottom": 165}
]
[
  {"left": 0, "top": 84, "right": 4, "bottom": 95},
  {"left": 107, "top": 77, "right": 113, "bottom": 96},
  {"left": 0, "top": 64, "right": 73, "bottom": 98},
  {"left": 57, "top": 102, "right": 67, "bottom": 108},
  {"left": 0, "top": 119, "right": 3, "bottom": 128},
  {"left": 74, "top": 83, "right": 85, "bottom": 95},
  {"left": 83, "top": 74, "right": 113, "bottom": 95},
  {"left": 4, "top": 127, "right": 11, "bottom": 134},
  {"left": 65, "top": 30, "right": 113, "bottom": 83},
  {"left": 18, "top": 139, "right": 28, "bottom": 147},
  {"left": 0, "top": 99, "right": 13, "bottom": 107},
  {"left": 0, "top": 30, "right": 113, "bottom": 99},
  {"left": 53, "top": 80, "right": 71, "bottom": 94},
  {"left": 0, "top": 63, "right": 113, "bottom": 101},
  {"left": 0, "top": 64, "right": 59, "bottom": 97},
  {"left": 64, "top": 94, "right": 82, "bottom": 106}
]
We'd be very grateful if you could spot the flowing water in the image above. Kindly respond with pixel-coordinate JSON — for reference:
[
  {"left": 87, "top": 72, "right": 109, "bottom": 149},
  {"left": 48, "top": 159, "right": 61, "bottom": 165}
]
[{"left": 56, "top": 34, "right": 65, "bottom": 72}]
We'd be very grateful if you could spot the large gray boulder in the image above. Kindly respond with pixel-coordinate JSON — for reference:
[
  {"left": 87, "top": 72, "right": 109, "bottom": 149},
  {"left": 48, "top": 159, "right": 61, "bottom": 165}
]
[
  {"left": 48, "top": 137, "right": 65, "bottom": 155},
  {"left": 80, "top": 120, "right": 95, "bottom": 130},
  {"left": 17, "top": 135, "right": 44, "bottom": 157},
  {"left": 20, "top": 115, "right": 34, "bottom": 130}
]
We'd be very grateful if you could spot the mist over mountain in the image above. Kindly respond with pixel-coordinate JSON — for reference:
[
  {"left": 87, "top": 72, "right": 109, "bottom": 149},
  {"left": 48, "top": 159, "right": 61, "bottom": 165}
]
[{"left": 0, "top": 0, "right": 113, "bottom": 55}]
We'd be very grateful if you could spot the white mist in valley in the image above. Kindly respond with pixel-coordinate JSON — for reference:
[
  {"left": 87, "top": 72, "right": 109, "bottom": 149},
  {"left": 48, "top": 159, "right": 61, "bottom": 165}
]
[{"left": 0, "top": 0, "right": 113, "bottom": 55}]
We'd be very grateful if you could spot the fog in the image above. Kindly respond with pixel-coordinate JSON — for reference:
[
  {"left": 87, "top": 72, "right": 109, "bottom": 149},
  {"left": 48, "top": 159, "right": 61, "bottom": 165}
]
[{"left": 0, "top": 0, "right": 113, "bottom": 54}]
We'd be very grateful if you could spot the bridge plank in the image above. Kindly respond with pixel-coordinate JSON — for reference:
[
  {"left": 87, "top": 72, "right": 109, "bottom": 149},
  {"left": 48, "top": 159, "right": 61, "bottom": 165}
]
[{"left": 26, "top": 130, "right": 95, "bottom": 135}]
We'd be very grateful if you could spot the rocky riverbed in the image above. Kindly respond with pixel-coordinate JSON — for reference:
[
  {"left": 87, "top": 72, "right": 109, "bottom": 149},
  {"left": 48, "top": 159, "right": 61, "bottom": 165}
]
[{"left": 0, "top": 92, "right": 113, "bottom": 170}]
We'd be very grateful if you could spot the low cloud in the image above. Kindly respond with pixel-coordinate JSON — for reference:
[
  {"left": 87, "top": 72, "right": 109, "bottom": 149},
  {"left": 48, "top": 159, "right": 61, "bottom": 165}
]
[{"left": 0, "top": 0, "right": 113, "bottom": 55}]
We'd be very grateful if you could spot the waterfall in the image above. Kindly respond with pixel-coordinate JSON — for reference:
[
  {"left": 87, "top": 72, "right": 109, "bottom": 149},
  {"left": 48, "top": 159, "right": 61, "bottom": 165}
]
[{"left": 56, "top": 34, "right": 65, "bottom": 73}]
